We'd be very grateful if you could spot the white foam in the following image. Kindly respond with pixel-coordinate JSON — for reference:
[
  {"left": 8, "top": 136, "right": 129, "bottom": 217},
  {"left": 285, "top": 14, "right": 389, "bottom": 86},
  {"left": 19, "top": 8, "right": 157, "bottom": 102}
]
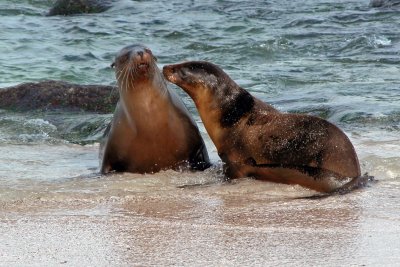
[{"left": 370, "top": 35, "right": 392, "bottom": 47}]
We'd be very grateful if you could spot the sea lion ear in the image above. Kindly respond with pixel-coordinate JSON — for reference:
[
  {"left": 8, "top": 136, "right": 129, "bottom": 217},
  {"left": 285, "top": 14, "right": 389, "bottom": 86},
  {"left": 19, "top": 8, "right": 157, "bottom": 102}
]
[
  {"left": 111, "top": 62, "right": 115, "bottom": 68},
  {"left": 153, "top": 56, "right": 158, "bottom": 62}
]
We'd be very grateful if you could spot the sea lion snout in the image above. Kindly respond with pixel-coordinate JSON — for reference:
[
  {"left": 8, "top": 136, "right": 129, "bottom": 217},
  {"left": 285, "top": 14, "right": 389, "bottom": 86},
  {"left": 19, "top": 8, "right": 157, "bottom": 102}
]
[
  {"left": 114, "top": 44, "right": 155, "bottom": 70},
  {"left": 113, "top": 44, "right": 158, "bottom": 85},
  {"left": 134, "top": 48, "right": 152, "bottom": 62},
  {"left": 163, "top": 63, "right": 199, "bottom": 83},
  {"left": 163, "top": 64, "right": 201, "bottom": 96},
  {"left": 132, "top": 49, "right": 152, "bottom": 71},
  {"left": 162, "top": 65, "right": 179, "bottom": 83}
]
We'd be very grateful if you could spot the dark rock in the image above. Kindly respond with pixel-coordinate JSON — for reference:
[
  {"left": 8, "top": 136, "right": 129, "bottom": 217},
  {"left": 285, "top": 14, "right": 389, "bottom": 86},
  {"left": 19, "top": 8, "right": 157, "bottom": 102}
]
[
  {"left": 47, "top": 0, "right": 114, "bottom": 16},
  {"left": 370, "top": 0, "right": 400, "bottom": 7},
  {"left": 0, "top": 80, "right": 118, "bottom": 113}
]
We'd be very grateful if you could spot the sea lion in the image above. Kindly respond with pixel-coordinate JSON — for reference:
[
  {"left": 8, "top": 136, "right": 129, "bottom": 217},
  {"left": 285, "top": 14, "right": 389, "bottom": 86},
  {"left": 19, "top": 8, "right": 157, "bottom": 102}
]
[
  {"left": 100, "top": 45, "right": 210, "bottom": 174},
  {"left": 163, "top": 61, "right": 363, "bottom": 193}
]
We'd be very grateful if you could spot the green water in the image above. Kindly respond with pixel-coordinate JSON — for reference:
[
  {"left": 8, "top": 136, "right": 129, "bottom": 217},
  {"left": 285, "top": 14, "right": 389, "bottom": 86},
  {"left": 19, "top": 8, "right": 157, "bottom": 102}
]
[{"left": 0, "top": 0, "right": 399, "bottom": 173}]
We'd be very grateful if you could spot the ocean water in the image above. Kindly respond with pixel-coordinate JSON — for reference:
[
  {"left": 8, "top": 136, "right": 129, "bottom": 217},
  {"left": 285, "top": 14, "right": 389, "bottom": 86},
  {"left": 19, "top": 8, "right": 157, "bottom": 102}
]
[{"left": 0, "top": 1, "right": 399, "bottom": 266}]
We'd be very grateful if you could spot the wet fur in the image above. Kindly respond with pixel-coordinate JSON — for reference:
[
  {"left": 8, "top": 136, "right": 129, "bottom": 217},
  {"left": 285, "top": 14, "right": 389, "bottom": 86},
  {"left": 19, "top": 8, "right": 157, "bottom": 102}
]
[
  {"left": 163, "top": 61, "right": 363, "bottom": 193},
  {"left": 100, "top": 45, "right": 210, "bottom": 174}
]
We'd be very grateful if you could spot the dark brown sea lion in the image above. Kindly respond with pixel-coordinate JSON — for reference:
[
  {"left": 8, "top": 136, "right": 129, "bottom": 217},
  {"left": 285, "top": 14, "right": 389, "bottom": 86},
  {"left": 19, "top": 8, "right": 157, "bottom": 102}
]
[
  {"left": 100, "top": 45, "right": 210, "bottom": 174},
  {"left": 163, "top": 61, "right": 363, "bottom": 193}
]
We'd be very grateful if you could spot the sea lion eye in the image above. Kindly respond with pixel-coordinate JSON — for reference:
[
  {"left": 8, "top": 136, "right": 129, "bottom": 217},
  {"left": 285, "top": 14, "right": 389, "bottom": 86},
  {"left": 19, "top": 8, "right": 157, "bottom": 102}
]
[{"left": 179, "top": 68, "right": 188, "bottom": 78}]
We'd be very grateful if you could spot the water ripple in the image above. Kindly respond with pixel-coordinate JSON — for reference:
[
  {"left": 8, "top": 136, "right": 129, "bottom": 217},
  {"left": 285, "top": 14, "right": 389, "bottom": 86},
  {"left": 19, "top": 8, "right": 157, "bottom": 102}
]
[{"left": 0, "top": 0, "right": 399, "bottom": 147}]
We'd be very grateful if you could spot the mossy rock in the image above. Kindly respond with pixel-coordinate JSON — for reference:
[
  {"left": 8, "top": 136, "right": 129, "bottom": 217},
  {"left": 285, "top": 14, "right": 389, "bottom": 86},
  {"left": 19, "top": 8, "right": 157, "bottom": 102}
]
[
  {"left": 47, "top": 0, "right": 114, "bottom": 16},
  {"left": 370, "top": 0, "right": 400, "bottom": 7},
  {"left": 0, "top": 80, "right": 119, "bottom": 113}
]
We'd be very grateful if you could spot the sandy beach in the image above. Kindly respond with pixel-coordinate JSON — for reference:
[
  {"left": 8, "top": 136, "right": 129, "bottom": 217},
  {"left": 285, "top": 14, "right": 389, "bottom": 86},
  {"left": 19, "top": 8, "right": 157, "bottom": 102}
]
[{"left": 1, "top": 165, "right": 399, "bottom": 266}]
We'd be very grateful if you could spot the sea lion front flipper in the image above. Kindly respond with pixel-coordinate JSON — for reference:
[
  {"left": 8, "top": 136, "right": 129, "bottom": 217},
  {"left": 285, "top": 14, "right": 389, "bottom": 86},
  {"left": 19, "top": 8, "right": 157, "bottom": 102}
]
[{"left": 188, "top": 142, "right": 211, "bottom": 171}]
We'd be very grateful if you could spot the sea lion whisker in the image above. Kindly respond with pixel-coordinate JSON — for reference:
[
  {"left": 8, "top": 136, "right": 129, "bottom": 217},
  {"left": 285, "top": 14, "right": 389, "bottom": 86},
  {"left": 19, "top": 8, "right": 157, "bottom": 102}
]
[
  {"left": 124, "top": 72, "right": 130, "bottom": 93},
  {"left": 128, "top": 68, "right": 135, "bottom": 91},
  {"left": 116, "top": 64, "right": 130, "bottom": 92},
  {"left": 116, "top": 65, "right": 125, "bottom": 78},
  {"left": 115, "top": 70, "right": 123, "bottom": 85},
  {"left": 121, "top": 65, "right": 131, "bottom": 93},
  {"left": 116, "top": 63, "right": 129, "bottom": 81},
  {"left": 108, "top": 84, "right": 118, "bottom": 98},
  {"left": 128, "top": 65, "right": 135, "bottom": 92},
  {"left": 132, "top": 64, "right": 139, "bottom": 77},
  {"left": 117, "top": 68, "right": 127, "bottom": 82},
  {"left": 159, "top": 78, "right": 168, "bottom": 97},
  {"left": 119, "top": 70, "right": 125, "bottom": 92}
]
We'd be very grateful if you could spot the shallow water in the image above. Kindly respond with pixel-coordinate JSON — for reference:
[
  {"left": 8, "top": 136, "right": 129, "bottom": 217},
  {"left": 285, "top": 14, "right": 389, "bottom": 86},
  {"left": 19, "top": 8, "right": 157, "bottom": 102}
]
[{"left": 0, "top": 0, "right": 399, "bottom": 266}]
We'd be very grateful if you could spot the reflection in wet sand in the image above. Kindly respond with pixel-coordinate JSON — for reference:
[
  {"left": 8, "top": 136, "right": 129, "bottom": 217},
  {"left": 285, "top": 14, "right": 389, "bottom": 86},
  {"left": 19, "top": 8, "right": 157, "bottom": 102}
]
[
  {"left": 113, "top": 179, "right": 362, "bottom": 265},
  {"left": 0, "top": 143, "right": 399, "bottom": 266},
  {"left": 2, "top": 172, "right": 399, "bottom": 266}
]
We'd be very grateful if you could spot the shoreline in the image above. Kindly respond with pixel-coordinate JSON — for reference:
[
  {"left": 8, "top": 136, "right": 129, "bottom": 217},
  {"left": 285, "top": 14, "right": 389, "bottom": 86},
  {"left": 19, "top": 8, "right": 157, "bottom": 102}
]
[{"left": 1, "top": 178, "right": 399, "bottom": 266}]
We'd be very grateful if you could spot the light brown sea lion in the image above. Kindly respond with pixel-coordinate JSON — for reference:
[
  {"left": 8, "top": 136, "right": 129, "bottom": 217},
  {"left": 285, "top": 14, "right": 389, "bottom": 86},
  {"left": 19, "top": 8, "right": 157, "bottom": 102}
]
[
  {"left": 163, "top": 61, "right": 363, "bottom": 193},
  {"left": 100, "top": 45, "right": 210, "bottom": 174}
]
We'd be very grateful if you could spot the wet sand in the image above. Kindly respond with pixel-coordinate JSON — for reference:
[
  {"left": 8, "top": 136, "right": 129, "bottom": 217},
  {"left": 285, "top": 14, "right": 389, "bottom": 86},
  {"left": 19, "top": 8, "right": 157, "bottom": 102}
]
[{"left": 1, "top": 171, "right": 399, "bottom": 266}]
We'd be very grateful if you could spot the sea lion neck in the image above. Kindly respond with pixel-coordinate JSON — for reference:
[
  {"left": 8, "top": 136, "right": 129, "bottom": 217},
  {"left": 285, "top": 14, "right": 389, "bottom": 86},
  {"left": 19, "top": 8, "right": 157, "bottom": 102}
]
[{"left": 120, "top": 81, "right": 171, "bottom": 118}]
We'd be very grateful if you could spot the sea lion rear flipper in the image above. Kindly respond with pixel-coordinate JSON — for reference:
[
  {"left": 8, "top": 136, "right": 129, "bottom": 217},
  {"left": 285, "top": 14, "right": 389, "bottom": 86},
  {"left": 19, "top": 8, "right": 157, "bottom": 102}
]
[
  {"left": 244, "top": 157, "right": 343, "bottom": 180},
  {"left": 245, "top": 157, "right": 374, "bottom": 193},
  {"left": 333, "top": 173, "right": 375, "bottom": 194}
]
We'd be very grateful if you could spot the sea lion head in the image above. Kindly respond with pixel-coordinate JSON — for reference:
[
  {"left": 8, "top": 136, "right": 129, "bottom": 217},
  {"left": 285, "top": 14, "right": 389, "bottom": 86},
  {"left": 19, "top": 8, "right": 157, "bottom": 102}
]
[
  {"left": 112, "top": 44, "right": 158, "bottom": 91},
  {"left": 163, "top": 61, "right": 255, "bottom": 129},
  {"left": 162, "top": 61, "right": 229, "bottom": 99}
]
